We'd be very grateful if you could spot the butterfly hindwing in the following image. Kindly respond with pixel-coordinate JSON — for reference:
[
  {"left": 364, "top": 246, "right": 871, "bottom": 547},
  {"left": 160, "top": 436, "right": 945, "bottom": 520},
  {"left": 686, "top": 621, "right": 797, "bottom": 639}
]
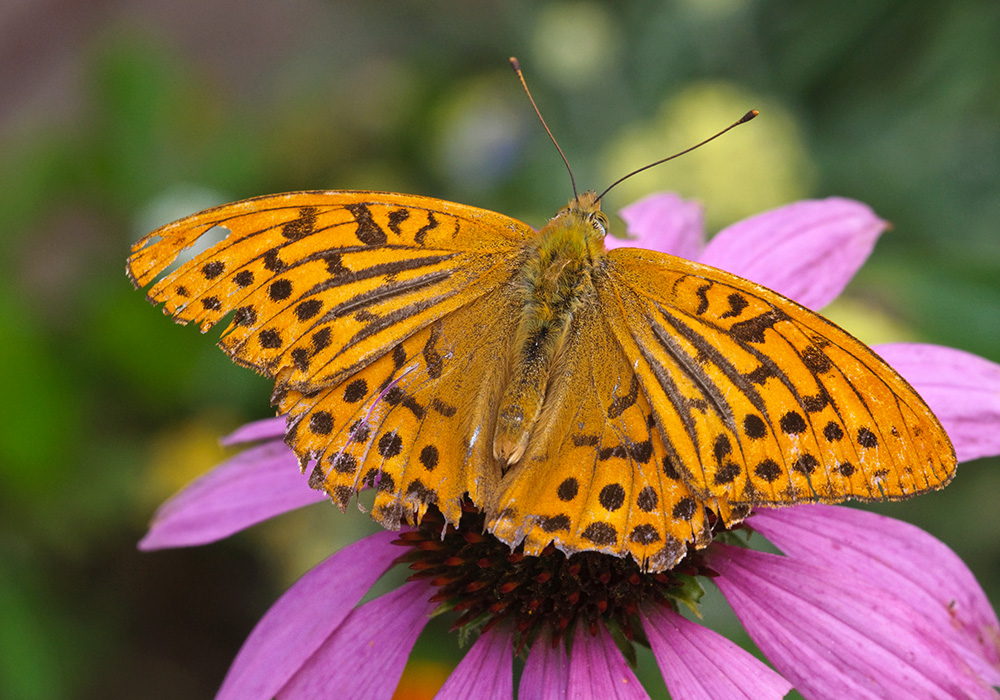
[
  {"left": 278, "top": 282, "right": 523, "bottom": 527},
  {"left": 488, "top": 299, "right": 716, "bottom": 570}
]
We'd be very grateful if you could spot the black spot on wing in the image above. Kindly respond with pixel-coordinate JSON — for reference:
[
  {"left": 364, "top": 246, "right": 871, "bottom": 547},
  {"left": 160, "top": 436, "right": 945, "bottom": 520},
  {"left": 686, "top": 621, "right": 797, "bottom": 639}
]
[
  {"left": 346, "top": 203, "right": 388, "bottom": 245},
  {"left": 387, "top": 208, "right": 409, "bottom": 236},
  {"left": 636, "top": 487, "right": 658, "bottom": 512},
  {"left": 419, "top": 445, "right": 439, "bottom": 470},
  {"left": 729, "top": 309, "right": 789, "bottom": 344},
  {"left": 720, "top": 293, "right": 749, "bottom": 319},
  {"left": 344, "top": 379, "right": 368, "bottom": 403},
  {"left": 202, "top": 260, "right": 225, "bottom": 279},
  {"left": 422, "top": 321, "right": 444, "bottom": 379},
  {"left": 234, "top": 270, "right": 255, "bottom": 287},
  {"left": 582, "top": 522, "right": 617, "bottom": 546},
  {"left": 414, "top": 212, "right": 439, "bottom": 246},
  {"left": 431, "top": 398, "right": 457, "bottom": 418},
  {"left": 263, "top": 249, "right": 284, "bottom": 273},
  {"left": 695, "top": 283, "right": 711, "bottom": 315},
  {"left": 259, "top": 329, "right": 282, "bottom": 349},
  {"left": 282, "top": 207, "right": 318, "bottom": 240},
  {"left": 630, "top": 525, "right": 660, "bottom": 544},
  {"left": 557, "top": 478, "right": 579, "bottom": 501},
  {"left": 780, "top": 411, "right": 807, "bottom": 435},
  {"left": 539, "top": 514, "right": 571, "bottom": 532},
  {"left": 269, "top": 279, "right": 292, "bottom": 301},
  {"left": 323, "top": 252, "right": 350, "bottom": 277},
  {"left": 296, "top": 299, "right": 323, "bottom": 321},
  {"left": 599, "top": 484, "right": 625, "bottom": 511},
  {"left": 801, "top": 344, "right": 833, "bottom": 374},
  {"left": 392, "top": 344, "right": 407, "bottom": 368},
  {"left": 607, "top": 375, "right": 639, "bottom": 420}
]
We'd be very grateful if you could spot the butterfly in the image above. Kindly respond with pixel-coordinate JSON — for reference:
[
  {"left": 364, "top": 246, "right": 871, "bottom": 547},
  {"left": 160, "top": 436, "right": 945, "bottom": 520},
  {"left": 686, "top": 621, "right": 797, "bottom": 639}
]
[{"left": 127, "top": 184, "right": 956, "bottom": 572}]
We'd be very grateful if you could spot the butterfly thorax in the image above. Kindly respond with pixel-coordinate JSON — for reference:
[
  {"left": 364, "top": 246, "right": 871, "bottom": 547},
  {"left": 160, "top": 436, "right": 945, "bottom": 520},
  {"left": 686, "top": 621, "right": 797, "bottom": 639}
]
[{"left": 493, "top": 192, "right": 608, "bottom": 466}]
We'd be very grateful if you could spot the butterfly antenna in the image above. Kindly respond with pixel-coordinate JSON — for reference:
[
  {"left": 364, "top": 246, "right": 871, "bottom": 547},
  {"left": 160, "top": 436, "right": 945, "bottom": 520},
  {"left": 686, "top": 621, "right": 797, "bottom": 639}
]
[
  {"left": 596, "top": 109, "right": 759, "bottom": 203},
  {"left": 510, "top": 57, "right": 578, "bottom": 200}
]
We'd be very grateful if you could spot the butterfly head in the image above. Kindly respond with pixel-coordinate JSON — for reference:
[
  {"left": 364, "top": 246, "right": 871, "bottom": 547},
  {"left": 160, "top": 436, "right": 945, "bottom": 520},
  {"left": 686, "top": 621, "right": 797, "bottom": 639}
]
[{"left": 544, "top": 191, "right": 610, "bottom": 256}]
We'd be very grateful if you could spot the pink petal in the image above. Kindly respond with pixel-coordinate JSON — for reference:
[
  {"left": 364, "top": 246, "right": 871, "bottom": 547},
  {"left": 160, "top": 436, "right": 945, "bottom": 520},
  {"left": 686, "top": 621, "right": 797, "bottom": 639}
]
[
  {"left": 750, "top": 504, "right": 1000, "bottom": 685},
  {"left": 139, "top": 440, "right": 325, "bottom": 550},
  {"left": 874, "top": 342, "right": 1000, "bottom": 463},
  {"left": 699, "top": 198, "right": 885, "bottom": 310},
  {"left": 434, "top": 624, "right": 513, "bottom": 700},
  {"left": 610, "top": 192, "right": 705, "bottom": 259},
  {"left": 520, "top": 635, "right": 569, "bottom": 700},
  {"left": 222, "top": 417, "right": 286, "bottom": 446},
  {"left": 217, "top": 530, "right": 402, "bottom": 700},
  {"left": 276, "top": 578, "right": 436, "bottom": 700},
  {"left": 567, "top": 624, "right": 650, "bottom": 700},
  {"left": 642, "top": 605, "right": 791, "bottom": 700},
  {"left": 710, "top": 544, "right": 997, "bottom": 700}
]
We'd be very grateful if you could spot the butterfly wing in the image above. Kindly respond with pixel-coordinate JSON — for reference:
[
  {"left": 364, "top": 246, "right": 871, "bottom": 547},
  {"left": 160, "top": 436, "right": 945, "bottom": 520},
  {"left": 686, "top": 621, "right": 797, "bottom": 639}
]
[
  {"left": 128, "top": 191, "right": 531, "bottom": 386},
  {"left": 128, "top": 191, "right": 533, "bottom": 524},
  {"left": 275, "top": 280, "right": 523, "bottom": 527},
  {"left": 488, "top": 246, "right": 956, "bottom": 571},
  {"left": 130, "top": 191, "right": 957, "bottom": 570},
  {"left": 487, "top": 295, "right": 732, "bottom": 570},
  {"left": 603, "top": 247, "right": 956, "bottom": 508}
]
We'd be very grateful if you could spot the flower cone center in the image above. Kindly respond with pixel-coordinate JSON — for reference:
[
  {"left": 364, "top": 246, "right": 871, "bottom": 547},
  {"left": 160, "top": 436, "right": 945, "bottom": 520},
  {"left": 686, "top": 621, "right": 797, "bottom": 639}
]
[{"left": 393, "top": 502, "right": 716, "bottom": 651}]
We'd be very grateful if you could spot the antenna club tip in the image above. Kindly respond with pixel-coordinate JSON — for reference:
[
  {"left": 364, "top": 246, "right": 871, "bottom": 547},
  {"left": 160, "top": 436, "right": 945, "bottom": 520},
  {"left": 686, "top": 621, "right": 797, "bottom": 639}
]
[
  {"left": 509, "top": 57, "right": 521, "bottom": 71},
  {"left": 739, "top": 109, "right": 759, "bottom": 124}
]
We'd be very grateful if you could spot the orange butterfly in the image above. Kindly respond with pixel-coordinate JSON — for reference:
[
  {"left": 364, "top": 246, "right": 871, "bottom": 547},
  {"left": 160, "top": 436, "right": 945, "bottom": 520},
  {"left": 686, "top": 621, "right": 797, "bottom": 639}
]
[{"left": 127, "top": 185, "right": 955, "bottom": 572}]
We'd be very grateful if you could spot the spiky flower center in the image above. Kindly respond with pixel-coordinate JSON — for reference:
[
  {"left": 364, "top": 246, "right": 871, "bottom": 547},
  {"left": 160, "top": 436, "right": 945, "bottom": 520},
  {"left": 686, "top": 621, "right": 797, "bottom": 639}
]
[{"left": 393, "top": 502, "right": 728, "bottom": 652}]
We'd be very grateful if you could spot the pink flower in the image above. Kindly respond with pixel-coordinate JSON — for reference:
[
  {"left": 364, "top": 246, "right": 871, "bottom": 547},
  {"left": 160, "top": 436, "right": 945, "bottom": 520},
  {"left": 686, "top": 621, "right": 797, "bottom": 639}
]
[{"left": 142, "top": 193, "right": 1000, "bottom": 699}]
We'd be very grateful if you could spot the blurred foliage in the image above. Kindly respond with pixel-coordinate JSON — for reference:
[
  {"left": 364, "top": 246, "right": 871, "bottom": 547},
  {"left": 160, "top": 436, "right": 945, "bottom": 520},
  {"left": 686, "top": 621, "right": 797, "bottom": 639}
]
[{"left": 1, "top": 1, "right": 998, "bottom": 698}]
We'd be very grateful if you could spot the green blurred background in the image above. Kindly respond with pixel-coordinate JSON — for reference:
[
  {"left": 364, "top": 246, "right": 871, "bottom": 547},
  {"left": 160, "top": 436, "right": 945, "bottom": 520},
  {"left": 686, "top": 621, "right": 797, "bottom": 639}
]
[{"left": 2, "top": 1, "right": 999, "bottom": 698}]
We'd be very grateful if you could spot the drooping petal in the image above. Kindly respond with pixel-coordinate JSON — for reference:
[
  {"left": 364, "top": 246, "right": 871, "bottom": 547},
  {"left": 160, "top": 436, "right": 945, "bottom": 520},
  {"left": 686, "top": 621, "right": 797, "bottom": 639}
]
[
  {"left": 139, "top": 440, "right": 325, "bottom": 550},
  {"left": 217, "top": 530, "right": 402, "bottom": 700},
  {"left": 567, "top": 624, "right": 650, "bottom": 700},
  {"left": 699, "top": 198, "right": 885, "bottom": 310},
  {"left": 434, "top": 624, "right": 513, "bottom": 700},
  {"left": 710, "top": 544, "right": 997, "bottom": 700},
  {"left": 875, "top": 342, "right": 1000, "bottom": 463},
  {"left": 221, "top": 416, "right": 286, "bottom": 446},
  {"left": 276, "top": 578, "right": 436, "bottom": 700},
  {"left": 611, "top": 192, "right": 705, "bottom": 260},
  {"left": 520, "top": 635, "right": 569, "bottom": 700},
  {"left": 749, "top": 504, "right": 1000, "bottom": 685},
  {"left": 642, "top": 604, "right": 791, "bottom": 700}
]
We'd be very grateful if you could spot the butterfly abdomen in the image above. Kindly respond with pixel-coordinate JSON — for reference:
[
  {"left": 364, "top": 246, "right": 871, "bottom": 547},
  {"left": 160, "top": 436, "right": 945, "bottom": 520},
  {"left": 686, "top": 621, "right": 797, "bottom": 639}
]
[{"left": 493, "top": 197, "right": 607, "bottom": 466}]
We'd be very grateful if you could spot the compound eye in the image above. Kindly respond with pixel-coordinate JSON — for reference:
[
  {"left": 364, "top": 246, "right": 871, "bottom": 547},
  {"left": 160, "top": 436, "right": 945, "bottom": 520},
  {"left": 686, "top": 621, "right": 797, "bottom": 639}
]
[{"left": 590, "top": 213, "right": 609, "bottom": 237}]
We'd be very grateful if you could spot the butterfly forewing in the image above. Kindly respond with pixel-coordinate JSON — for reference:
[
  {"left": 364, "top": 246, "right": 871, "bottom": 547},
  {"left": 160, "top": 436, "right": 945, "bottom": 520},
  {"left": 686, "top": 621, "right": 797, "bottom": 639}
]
[
  {"left": 128, "top": 190, "right": 533, "bottom": 525},
  {"left": 603, "top": 247, "right": 955, "bottom": 508},
  {"left": 128, "top": 192, "right": 533, "bottom": 388}
]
